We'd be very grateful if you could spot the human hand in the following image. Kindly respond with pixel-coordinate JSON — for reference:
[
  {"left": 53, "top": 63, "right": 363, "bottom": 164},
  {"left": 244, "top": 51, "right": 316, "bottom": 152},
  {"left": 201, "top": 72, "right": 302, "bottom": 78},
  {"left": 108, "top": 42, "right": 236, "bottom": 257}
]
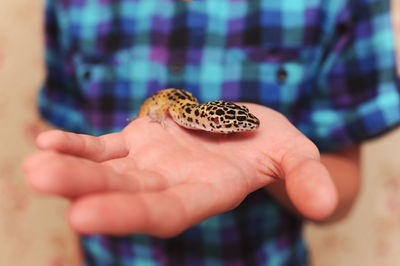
[{"left": 24, "top": 104, "right": 337, "bottom": 236}]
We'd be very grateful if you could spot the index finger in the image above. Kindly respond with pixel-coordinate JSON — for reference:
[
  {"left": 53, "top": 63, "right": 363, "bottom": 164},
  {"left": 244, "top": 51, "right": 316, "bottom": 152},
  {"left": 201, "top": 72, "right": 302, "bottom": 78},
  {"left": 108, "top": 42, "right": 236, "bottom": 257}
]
[{"left": 36, "top": 130, "right": 129, "bottom": 162}]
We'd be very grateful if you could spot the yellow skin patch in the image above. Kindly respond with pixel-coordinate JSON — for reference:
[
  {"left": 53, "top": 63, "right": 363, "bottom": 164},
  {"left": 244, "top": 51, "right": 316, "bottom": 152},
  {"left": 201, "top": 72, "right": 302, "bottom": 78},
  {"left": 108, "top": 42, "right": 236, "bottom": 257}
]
[{"left": 137, "top": 88, "right": 260, "bottom": 133}]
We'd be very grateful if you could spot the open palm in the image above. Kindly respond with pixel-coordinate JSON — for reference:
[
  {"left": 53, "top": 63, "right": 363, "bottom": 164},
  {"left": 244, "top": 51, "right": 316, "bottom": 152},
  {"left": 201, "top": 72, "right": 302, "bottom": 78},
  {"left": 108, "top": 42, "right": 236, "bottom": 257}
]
[{"left": 24, "top": 103, "right": 337, "bottom": 236}]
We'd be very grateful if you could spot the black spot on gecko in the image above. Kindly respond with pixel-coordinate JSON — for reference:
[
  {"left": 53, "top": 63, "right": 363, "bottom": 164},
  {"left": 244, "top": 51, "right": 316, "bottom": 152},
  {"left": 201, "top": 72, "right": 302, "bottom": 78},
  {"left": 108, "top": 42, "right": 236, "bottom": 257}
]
[
  {"left": 194, "top": 109, "right": 199, "bottom": 116},
  {"left": 227, "top": 110, "right": 236, "bottom": 115},
  {"left": 237, "top": 116, "right": 246, "bottom": 121},
  {"left": 187, "top": 117, "right": 193, "bottom": 122},
  {"left": 185, "top": 108, "right": 192, "bottom": 113},
  {"left": 195, "top": 119, "right": 199, "bottom": 124},
  {"left": 215, "top": 109, "right": 224, "bottom": 115},
  {"left": 180, "top": 90, "right": 194, "bottom": 99}
]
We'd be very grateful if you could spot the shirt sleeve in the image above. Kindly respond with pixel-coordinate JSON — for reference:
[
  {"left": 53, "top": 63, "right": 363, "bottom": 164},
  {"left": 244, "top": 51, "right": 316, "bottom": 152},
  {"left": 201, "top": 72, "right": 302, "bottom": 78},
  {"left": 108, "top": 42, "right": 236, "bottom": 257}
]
[{"left": 308, "top": 0, "right": 400, "bottom": 152}]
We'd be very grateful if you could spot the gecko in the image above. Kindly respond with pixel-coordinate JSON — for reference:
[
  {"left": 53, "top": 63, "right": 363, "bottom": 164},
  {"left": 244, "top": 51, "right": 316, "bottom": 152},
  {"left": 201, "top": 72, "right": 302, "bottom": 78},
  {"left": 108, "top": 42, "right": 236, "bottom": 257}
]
[{"left": 135, "top": 88, "right": 260, "bottom": 133}]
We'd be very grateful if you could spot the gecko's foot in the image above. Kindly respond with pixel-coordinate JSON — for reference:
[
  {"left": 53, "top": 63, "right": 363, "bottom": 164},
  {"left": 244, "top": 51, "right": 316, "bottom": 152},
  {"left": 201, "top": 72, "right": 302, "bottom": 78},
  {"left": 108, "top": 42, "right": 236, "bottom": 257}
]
[{"left": 149, "top": 116, "right": 167, "bottom": 128}]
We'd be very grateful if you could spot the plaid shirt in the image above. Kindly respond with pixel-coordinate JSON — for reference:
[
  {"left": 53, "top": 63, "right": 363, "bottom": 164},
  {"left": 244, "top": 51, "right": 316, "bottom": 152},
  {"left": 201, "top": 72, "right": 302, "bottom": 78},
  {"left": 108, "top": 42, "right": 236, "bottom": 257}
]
[{"left": 41, "top": 0, "right": 400, "bottom": 265}]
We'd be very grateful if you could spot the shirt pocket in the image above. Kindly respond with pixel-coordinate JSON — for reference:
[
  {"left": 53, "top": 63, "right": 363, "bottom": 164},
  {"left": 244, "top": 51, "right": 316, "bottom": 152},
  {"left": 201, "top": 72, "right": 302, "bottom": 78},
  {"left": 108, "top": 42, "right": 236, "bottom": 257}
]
[
  {"left": 222, "top": 45, "right": 315, "bottom": 115},
  {"left": 72, "top": 48, "right": 158, "bottom": 115},
  {"left": 71, "top": 48, "right": 156, "bottom": 131}
]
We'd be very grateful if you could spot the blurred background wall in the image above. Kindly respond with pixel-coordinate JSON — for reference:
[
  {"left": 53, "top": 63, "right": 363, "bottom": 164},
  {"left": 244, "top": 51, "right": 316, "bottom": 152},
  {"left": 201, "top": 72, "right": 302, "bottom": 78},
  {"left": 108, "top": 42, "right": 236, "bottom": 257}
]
[
  {"left": 0, "top": 0, "right": 399, "bottom": 265},
  {"left": 0, "top": 0, "right": 81, "bottom": 265}
]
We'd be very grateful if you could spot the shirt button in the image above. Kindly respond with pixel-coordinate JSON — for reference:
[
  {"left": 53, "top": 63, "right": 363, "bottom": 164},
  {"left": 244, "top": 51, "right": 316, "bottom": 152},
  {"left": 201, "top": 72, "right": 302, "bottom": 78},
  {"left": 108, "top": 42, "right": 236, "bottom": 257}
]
[
  {"left": 277, "top": 68, "right": 288, "bottom": 83},
  {"left": 83, "top": 70, "right": 91, "bottom": 80},
  {"left": 336, "top": 22, "right": 349, "bottom": 35}
]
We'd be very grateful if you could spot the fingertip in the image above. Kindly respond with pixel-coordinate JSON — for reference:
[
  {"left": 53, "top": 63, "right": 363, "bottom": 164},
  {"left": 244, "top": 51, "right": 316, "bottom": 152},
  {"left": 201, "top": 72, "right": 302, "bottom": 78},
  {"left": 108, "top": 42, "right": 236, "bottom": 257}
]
[
  {"left": 23, "top": 151, "right": 58, "bottom": 193},
  {"left": 286, "top": 159, "right": 338, "bottom": 221},
  {"left": 23, "top": 152, "right": 41, "bottom": 173},
  {"left": 68, "top": 199, "right": 98, "bottom": 234},
  {"left": 24, "top": 151, "right": 82, "bottom": 196},
  {"left": 68, "top": 195, "right": 139, "bottom": 235},
  {"left": 36, "top": 130, "right": 66, "bottom": 150}
]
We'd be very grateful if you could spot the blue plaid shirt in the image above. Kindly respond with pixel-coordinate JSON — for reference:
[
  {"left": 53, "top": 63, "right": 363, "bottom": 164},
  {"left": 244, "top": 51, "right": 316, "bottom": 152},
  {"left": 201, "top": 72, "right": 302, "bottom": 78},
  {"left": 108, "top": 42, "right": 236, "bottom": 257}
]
[{"left": 41, "top": 0, "right": 400, "bottom": 265}]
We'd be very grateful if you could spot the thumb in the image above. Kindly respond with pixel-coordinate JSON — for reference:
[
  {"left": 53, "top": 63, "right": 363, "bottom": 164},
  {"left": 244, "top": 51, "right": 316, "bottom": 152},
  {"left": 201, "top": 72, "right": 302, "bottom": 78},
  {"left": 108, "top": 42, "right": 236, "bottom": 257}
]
[{"left": 281, "top": 152, "right": 338, "bottom": 221}]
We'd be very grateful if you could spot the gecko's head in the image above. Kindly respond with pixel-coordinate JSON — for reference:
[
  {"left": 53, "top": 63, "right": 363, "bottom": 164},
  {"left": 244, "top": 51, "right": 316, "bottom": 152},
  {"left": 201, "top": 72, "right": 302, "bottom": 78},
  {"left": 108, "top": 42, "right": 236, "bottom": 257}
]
[{"left": 201, "top": 101, "right": 260, "bottom": 133}]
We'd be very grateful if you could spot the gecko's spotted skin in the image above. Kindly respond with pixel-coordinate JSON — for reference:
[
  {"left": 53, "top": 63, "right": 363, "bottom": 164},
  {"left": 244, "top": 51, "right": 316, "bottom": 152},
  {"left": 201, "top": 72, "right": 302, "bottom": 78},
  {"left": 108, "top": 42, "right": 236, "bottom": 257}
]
[{"left": 137, "top": 88, "right": 260, "bottom": 133}]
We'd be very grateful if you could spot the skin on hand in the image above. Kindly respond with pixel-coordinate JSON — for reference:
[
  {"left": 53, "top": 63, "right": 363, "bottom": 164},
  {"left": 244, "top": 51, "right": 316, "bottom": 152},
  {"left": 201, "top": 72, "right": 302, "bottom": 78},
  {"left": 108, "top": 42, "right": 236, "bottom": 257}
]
[
  {"left": 266, "top": 146, "right": 360, "bottom": 223},
  {"left": 23, "top": 103, "right": 338, "bottom": 237}
]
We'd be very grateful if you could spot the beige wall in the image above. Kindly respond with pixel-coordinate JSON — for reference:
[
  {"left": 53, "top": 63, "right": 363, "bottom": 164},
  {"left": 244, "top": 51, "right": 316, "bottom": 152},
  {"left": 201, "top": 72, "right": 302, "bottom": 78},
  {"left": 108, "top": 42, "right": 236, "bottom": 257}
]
[
  {"left": 0, "top": 1, "right": 399, "bottom": 265},
  {"left": 0, "top": 1, "right": 81, "bottom": 265},
  {"left": 305, "top": 131, "right": 400, "bottom": 266}
]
